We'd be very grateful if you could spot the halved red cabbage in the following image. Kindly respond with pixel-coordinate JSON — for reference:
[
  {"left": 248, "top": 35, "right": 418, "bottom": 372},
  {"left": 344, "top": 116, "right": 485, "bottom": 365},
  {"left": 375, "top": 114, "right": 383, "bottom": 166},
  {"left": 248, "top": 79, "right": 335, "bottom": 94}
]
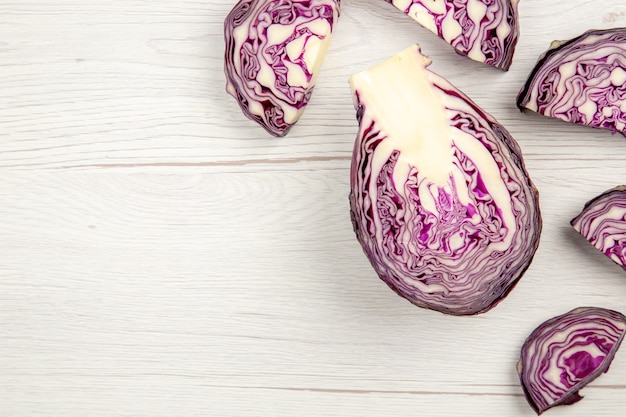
[
  {"left": 384, "top": 0, "right": 520, "bottom": 70},
  {"left": 517, "top": 28, "right": 626, "bottom": 136},
  {"left": 224, "top": 0, "right": 340, "bottom": 137},
  {"left": 518, "top": 307, "right": 626, "bottom": 415},
  {"left": 349, "top": 45, "right": 541, "bottom": 315},
  {"left": 571, "top": 185, "right": 626, "bottom": 271}
]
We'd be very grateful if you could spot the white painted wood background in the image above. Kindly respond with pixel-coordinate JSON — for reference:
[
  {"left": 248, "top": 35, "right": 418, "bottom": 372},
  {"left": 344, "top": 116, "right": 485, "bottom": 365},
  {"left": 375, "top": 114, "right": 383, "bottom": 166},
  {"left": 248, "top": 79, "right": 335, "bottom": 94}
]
[{"left": 1, "top": 1, "right": 626, "bottom": 416}]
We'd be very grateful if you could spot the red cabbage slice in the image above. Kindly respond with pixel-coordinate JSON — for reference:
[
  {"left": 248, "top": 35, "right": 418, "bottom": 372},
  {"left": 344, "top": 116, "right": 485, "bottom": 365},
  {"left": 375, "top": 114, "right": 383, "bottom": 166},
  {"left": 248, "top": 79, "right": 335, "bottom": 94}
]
[
  {"left": 224, "top": 0, "right": 341, "bottom": 137},
  {"left": 518, "top": 307, "right": 626, "bottom": 415},
  {"left": 517, "top": 28, "right": 626, "bottom": 136},
  {"left": 384, "top": 0, "right": 520, "bottom": 70},
  {"left": 349, "top": 45, "right": 541, "bottom": 315},
  {"left": 571, "top": 185, "right": 626, "bottom": 271}
]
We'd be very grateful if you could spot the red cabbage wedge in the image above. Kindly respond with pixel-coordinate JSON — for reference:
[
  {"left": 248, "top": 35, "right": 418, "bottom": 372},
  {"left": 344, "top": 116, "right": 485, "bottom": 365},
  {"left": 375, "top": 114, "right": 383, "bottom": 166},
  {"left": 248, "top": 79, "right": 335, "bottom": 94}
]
[
  {"left": 383, "top": 0, "right": 520, "bottom": 70},
  {"left": 349, "top": 45, "right": 541, "bottom": 315},
  {"left": 517, "top": 28, "right": 626, "bottom": 136},
  {"left": 571, "top": 185, "right": 626, "bottom": 271},
  {"left": 518, "top": 307, "right": 626, "bottom": 415},
  {"left": 224, "top": 0, "right": 340, "bottom": 137}
]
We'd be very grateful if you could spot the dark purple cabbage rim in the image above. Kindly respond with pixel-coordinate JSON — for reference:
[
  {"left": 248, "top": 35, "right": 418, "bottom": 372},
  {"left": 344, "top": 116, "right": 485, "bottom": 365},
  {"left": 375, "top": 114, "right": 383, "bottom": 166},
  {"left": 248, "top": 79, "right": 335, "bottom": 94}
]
[
  {"left": 516, "top": 27, "right": 626, "bottom": 113},
  {"left": 518, "top": 307, "right": 626, "bottom": 415},
  {"left": 571, "top": 185, "right": 626, "bottom": 221}
]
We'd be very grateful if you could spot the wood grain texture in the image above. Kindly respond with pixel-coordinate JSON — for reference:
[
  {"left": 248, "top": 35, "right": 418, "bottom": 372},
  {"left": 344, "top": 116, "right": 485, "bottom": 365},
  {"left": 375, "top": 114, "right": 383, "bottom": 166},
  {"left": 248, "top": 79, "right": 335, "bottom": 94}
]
[{"left": 1, "top": 1, "right": 626, "bottom": 416}]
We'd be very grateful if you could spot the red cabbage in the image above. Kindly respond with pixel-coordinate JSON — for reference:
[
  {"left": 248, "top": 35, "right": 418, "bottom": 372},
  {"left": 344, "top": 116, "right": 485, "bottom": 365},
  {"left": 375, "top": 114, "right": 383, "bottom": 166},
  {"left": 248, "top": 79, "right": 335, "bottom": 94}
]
[
  {"left": 517, "top": 28, "right": 626, "bottom": 136},
  {"left": 571, "top": 185, "right": 626, "bottom": 271},
  {"left": 518, "top": 307, "right": 626, "bottom": 415},
  {"left": 349, "top": 45, "right": 541, "bottom": 315},
  {"left": 384, "top": 0, "right": 520, "bottom": 70},
  {"left": 224, "top": 0, "right": 341, "bottom": 137}
]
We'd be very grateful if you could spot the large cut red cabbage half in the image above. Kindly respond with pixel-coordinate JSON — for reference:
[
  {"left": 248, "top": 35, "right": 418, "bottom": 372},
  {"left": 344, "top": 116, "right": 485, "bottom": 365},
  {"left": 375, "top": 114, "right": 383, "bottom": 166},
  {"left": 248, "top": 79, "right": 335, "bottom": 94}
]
[
  {"left": 571, "top": 185, "right": 626, "bottom": 271},
  {"left": 224, "top": 0, "right": 341, "bottom": 137},
  {"left": 349, "top": 45, "right": 541, "bottom": 315},
  {"left": 518, "top": 307, "right": 626, "bottom": 415},
  {"left": 384, "top": 0, "right": 520, "bottom": 70},
  {"left": 517, "top": 28, "right": 626, "bottom": 136}
]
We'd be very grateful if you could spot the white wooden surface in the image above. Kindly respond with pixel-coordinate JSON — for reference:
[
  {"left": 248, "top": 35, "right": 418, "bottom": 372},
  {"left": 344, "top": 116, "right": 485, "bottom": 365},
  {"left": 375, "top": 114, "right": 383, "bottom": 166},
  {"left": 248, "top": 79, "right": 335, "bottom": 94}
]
[{"left": 2, "top": 1, "right": 626, "bottom": 416}]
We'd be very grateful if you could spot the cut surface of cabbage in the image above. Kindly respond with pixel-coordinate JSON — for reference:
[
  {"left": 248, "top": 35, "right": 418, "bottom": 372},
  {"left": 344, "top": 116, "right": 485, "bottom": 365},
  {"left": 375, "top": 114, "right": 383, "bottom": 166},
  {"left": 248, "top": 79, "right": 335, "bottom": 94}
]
[
  {"left": 518, "top": 307, "right": 626, "bottom": 415},
  {"left": 518, "top": 28, "right": 626, "bottom": 136},
  {"left": 349, "top": 44, "right": 541, "bottom": 315},
  {"left": 224, "top": 0, "right": 340, "bottom": 137},
  {"left": 384, "top": 0, "right": 520, "bottom": 70}
]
